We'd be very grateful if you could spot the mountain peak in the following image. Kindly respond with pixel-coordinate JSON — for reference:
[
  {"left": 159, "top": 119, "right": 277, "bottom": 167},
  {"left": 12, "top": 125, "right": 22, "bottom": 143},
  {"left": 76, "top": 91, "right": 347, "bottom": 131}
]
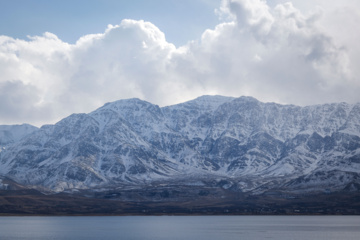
[
  {"left": 101, "top": 98, "right": 153, "bottom": 108},
  {"left": 95, "top": 98, "right": 160, "bottom": 115},
  {"left": 168, "top": 95, "right": 235, "bottom": 111},
  {"left": 236, "top": 96, "right": 259, "bottom": 102}
]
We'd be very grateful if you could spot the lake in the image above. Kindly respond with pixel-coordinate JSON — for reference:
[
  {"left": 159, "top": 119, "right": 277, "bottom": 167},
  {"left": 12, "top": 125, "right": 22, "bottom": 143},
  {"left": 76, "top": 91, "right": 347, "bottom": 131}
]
[{"left": 0, "top": 216, "right": 359, "bottom": 240}]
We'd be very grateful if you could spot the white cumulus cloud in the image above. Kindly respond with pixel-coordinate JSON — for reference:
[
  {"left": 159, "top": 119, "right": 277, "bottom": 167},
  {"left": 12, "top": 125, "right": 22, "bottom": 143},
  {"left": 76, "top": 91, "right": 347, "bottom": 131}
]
[{"left": 0, "top": 0, "right": 359, "bottom": 126}]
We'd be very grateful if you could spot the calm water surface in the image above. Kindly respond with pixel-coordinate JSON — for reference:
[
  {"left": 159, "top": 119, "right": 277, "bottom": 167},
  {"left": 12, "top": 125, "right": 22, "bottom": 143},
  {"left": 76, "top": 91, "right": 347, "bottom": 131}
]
[{"left": 0, "top": 216, "right": 359, "bottom": 240}]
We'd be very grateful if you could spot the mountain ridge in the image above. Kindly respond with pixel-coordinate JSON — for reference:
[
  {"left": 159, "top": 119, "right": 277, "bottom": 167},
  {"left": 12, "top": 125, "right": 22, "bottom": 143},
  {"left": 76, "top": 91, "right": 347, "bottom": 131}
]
[{"left": 1, "top": 95, "right": 360, "bottom": 195}]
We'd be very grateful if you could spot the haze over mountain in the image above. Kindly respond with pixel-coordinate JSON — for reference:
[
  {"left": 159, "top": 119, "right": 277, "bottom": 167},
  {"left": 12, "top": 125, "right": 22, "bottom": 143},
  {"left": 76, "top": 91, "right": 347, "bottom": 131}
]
[
  {"left": 0, "top": 124, "right": 38, "bottom": 147},
  {"left": 1, "top": 95, "right": 360, "bottom": 195}
]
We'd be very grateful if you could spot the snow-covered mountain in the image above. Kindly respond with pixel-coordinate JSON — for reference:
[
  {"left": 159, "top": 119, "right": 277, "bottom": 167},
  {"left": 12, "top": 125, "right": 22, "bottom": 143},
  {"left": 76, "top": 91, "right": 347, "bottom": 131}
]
[{"left": 1, "top": 96, "right": 360, "bottom": 193}]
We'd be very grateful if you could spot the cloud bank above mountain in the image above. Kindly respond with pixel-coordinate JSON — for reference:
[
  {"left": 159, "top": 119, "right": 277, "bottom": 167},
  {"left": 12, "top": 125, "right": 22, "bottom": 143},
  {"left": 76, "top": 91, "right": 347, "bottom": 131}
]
[{"left": 1, "top": 0, "right": 359, "bottom": 126}]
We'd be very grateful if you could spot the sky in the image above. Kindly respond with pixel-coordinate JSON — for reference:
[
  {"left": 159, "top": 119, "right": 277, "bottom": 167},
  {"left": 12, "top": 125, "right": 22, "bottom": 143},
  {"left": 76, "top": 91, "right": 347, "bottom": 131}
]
[{"left": 1, "top": 0, "right": 360, "bottom": 127}]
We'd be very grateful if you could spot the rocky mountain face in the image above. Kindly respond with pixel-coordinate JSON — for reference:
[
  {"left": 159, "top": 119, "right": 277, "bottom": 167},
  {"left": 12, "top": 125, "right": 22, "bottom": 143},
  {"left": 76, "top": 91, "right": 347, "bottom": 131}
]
[{"left": 0, "top": 96, "right": 360, "bottom": 194}]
